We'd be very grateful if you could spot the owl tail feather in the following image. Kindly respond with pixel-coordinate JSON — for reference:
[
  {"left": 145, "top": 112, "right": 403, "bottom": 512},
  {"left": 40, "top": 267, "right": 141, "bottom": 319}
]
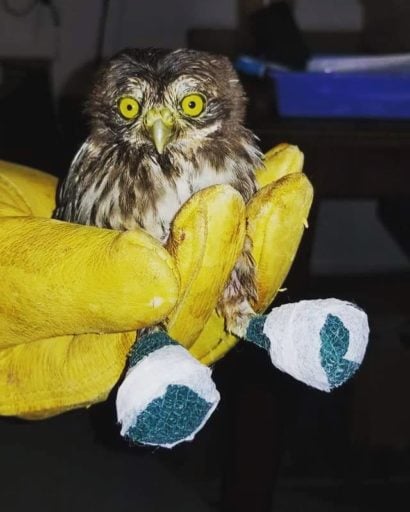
[
  {"left": 245, "top": 298, "right": 369, "bottom": 392},
  {"left": 116, "top": 331, "right": 220, "bottom": 448}
]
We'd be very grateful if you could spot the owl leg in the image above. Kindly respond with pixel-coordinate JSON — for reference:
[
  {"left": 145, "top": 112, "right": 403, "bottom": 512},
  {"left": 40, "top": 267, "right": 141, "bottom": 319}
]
[
  {"left": 244, "top": 299, "right": 369, "bottom": 392},
  {"left": 218, "top": 235, "right": 258, "bottom": 338},
  {"left": 116, "top": 330, "right": 220, "bottom": 448},
  {"left": 219, "top": 234, "right": 370, "bottom": 392}
]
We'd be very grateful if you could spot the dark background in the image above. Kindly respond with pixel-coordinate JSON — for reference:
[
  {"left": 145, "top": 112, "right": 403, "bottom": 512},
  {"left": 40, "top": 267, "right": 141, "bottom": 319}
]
[{"left": 0, "top": 1, "right": 409, "bottom": 511}]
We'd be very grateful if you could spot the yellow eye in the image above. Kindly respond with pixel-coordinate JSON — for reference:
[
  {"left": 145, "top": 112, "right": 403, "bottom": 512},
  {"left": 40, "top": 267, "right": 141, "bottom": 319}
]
[
  {"left": 118, "top": 96, "right": 140, "bottom": 119},
  {"left": 180, "top": 93, "right": 206, "bottom": 117}
]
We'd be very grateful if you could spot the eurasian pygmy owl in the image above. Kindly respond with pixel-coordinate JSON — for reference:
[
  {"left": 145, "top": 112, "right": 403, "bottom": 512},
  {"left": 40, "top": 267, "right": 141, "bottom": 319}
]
[{"left": 53, "top": 48, "right": 262, "bottom": 336}]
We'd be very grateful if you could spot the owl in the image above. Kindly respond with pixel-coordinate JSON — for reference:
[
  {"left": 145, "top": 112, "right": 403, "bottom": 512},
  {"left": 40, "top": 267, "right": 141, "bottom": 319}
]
[{"left": 53, "top": 48, "right": 262, "bottom": 336}]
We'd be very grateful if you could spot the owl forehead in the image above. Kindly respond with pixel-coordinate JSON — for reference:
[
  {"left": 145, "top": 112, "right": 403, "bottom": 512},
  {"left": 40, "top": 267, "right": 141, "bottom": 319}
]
[
  {"left": 166, "top": 75, "right": 214, "bottom": 97},
  {"left": 120, "top": 73, "right": 216, "bottom": 104}
]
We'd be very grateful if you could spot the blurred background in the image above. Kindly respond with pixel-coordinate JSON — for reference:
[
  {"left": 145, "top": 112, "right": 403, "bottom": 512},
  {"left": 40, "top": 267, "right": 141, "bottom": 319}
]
[{"left": 0, "top": 1, "right": 409, "bottom": 511}]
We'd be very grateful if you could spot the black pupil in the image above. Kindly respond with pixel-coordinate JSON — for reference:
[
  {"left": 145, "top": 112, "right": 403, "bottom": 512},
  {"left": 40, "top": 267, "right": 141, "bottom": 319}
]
[
  {"left": 126, "top": 104, "right": 133, "bottom": 111},
  {"left": 188, "top": 101, "right": 196, "bottom": 109}
]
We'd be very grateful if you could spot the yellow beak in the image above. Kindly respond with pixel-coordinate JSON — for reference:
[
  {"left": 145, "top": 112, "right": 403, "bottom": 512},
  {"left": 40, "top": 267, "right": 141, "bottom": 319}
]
[{"left": 145, "top": 108, "right": 175, "bottom": 154}]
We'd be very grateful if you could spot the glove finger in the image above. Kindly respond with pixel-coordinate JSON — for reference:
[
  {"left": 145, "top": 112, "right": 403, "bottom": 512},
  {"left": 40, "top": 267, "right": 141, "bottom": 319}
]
[
  {"left": 256, "top": 143, "right": 304, "bottom": 188},
  {"left": 0, "top": 331, "right": 135, "bottom": 418},
  {"left": 0, "top": 217, "right": 179, "bottom": 347},
  {"left": 166, "top": 185, "right": 246, "bottom": 348},
  {"left": 0, "top": 160, "right": 57, "bottom": 217},
  {"left": 248, "top": 172, "right": 314, "bottom": 312}
]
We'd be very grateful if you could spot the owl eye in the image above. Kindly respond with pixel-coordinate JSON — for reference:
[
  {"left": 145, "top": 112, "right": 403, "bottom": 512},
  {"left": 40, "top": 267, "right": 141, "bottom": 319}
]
[
  {"left": 180, "top": 93, "right": 206, "bottom": 117},
  {"left": 118, "top": 97, "right": 140, "bottom": 120}
]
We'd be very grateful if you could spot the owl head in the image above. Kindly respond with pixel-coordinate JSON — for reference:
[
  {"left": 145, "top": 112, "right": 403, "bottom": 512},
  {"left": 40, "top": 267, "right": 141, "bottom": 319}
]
[{"left": 86, "top": 48, "right": 249, "bottom": 156}]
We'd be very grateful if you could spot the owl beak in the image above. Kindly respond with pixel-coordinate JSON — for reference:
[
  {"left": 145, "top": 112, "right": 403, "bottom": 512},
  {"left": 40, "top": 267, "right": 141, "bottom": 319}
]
[
  {"left": 150, "top": 119, "right": 173, "bottom": 154},
  {"left": 145, "top": 108, "right": 175, "bottom": 154}
]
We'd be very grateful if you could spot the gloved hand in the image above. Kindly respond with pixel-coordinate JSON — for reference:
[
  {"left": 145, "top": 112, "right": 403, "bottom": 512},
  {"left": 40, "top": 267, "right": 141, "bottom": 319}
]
[
  {"left": 0, "top": 144, "right": 312, "bottom": 420},
  {"left": 0, "top": 161, "right": 179, "bottom": 417}
]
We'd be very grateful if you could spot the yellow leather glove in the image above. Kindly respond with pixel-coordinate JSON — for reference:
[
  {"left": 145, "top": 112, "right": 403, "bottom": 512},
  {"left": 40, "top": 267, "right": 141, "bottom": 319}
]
[{"left": 0, "top": 144, "right": 313, "bottom": 418}]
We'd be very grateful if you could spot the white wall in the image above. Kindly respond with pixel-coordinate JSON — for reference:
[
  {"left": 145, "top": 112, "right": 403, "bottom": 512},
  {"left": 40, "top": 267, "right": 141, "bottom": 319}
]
[
  {"left": 102, "top": 0, "right": 237, "bottom": 55},
  {"left": 0, "top": 1, "right": 55, "bottom": 58},
  {"left": 294, "top": 0, "right": 363, "bottom": 32},
  {"left": 0, "top": 0, "right": 237, "bottom": 94},
  {"left": 52, "top": 0, "right": 104, "bottom": 94},
  {"left": 0, "top": 0, "right": 103, "bottom": 94}
]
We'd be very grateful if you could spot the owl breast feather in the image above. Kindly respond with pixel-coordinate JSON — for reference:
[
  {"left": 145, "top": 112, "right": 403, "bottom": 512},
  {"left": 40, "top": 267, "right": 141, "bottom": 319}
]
[{"left": 54, "top": 137, "right": 259, "bottom": 244}]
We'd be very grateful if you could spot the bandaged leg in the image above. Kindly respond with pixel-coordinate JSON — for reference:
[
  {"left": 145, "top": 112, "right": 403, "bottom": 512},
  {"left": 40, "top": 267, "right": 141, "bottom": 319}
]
[
  {"left": 116, "top": 331, "right": 220, "bottom": 448},
  {"left": 244, "top": 299, "right": 369, "bottom": 392}
]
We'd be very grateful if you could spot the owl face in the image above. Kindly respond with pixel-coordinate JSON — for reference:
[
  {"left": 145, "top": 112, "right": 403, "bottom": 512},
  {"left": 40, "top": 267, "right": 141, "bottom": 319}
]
[{"left": 87, "top": 48, "right": 247, "bottom": 156}]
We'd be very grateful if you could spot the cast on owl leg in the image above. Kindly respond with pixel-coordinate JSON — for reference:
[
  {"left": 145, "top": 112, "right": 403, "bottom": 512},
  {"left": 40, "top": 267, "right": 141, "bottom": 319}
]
[
  {"left": 219, "top": 273, "right": 370, "bottom": 391},
  {"left": 243, "top": 299, "right": 369, "bottom": 391},
  {"left": 116, "top": 331, "right": 220, "bottom": 448}
]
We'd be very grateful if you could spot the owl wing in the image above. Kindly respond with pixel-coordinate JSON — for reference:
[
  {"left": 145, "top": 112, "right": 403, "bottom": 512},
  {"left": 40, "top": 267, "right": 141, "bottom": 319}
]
[{"left": 53, "top": 140, "right": 94, "bottom": 223}]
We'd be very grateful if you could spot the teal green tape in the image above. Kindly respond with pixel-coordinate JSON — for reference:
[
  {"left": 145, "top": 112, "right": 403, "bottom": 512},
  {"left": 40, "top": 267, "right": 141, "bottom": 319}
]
[
  {"left": 129, "top": 331, "right": 178, "bottom": 367},
  {"left": 320, "top": 314, "right": 359, "bottom": 389},
  {"left": 246, "top": 315, "right": 271, "bottom": 350},
  {"left": 125, "top": 385, "right": 213, "bottom": 446}
]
